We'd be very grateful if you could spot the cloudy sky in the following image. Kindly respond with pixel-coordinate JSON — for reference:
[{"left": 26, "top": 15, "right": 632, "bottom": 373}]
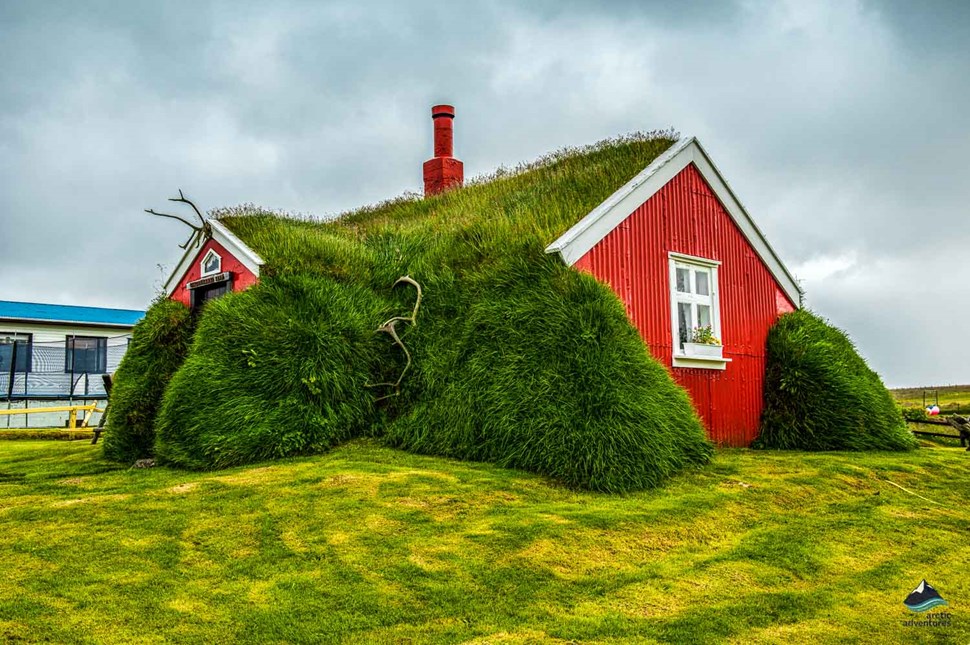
[{"left": 1, "top": 0, "right": 967, "bottom": 387}]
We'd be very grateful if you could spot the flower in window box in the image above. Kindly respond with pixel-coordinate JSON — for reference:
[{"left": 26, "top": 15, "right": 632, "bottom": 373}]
[
  {"left": 683, "top": 326, "right": 724, "bottom": 359},
  {"left": 690, "top": 325, "right": 721, "bottom": 346}
]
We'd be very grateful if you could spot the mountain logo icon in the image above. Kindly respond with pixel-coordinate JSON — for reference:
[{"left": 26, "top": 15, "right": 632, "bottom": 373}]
[{"left": 903, "top": 580, "right": 949, "bottom": 613}]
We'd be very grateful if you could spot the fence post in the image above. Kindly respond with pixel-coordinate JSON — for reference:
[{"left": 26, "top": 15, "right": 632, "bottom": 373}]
[
  {"left": 69, "top": 334, "right": 75, "bottom": 405},
  {"left": 5, "top": 341, "right": 15, "bottom": 403},
  {"left": 4, "top": 342, "right": 16, "bottom": 429}
]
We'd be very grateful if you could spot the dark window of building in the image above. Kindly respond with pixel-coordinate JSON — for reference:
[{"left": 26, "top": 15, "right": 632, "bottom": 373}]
[
  {"left": 0, "top": 332, "right": 32, "bottom": 373},
  {"left": 190, "top": 276, "right": 232, "bottom": 311},
  {"left": 65, "top": 336, "right": 107, "bottom": 374}
]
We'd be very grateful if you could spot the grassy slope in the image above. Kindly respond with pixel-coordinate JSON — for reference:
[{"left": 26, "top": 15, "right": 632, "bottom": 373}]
[
  {"left": 2, "top": 441, "right": 967, "bottom": 644},
  {"left": 154, "top": 276, "right": 388, "bottom": 470}
]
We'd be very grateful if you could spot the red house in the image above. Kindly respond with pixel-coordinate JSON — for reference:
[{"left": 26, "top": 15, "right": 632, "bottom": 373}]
[
  {"left": 545, "top": 137, "right": 802, "bottom": 446},
  {"left": 163, "top": 220, "right": 263, "bottom": 310},
  {"left": 163, "top": 107, "right": 801, "bottom": 446}
]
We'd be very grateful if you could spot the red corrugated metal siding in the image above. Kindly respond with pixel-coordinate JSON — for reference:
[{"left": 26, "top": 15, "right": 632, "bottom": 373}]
[{"left": 576, "top": 164, "right": 796, "bottom": 446}]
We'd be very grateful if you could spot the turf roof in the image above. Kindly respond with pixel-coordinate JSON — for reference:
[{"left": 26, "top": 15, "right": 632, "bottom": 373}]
[{"left": 213, "top": 131, "right": 678, "bottom": 273}]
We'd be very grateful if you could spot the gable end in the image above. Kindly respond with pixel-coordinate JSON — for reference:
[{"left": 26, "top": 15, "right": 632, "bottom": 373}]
[
  {"left": 546, "top": 137, "right": 802, "bottom": 307},
  {"left": 163, "top": 219, "right": 265, "bottom": 296}
]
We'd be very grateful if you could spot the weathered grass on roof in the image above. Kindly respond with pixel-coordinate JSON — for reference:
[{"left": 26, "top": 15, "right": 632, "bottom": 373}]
[
  {"left": 218, "top": 130, "right": 679, "bottom": 275},
  {"left": 111, "top": 131, "right": 714, "bottom": 491}
]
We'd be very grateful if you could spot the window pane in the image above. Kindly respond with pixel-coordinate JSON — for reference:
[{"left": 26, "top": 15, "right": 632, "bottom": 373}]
[
  {"left": 695, "top": 271, "right": 710, "bottom": 296},
  {"left": 16, "top": 341, "right": 30, "bottom": 372},
  {"left": 66, "top": 337, "right": 107, "bottom": 373},
  {"left": 697, "top": 304, "right": 711, "bottom": 329},
  {"left": 0, "top": 337, "right": 30, "bottom": 373},
  {"left": 678, "top": 302, "right": 692, "bottom": 347},
  {"left": 75, "top": 338, "right": 97, "bottom": 350},
  {"left": 203, "top": 253, "right": 220, "bottom": 274},
  {"left": 676, "top": 268, "right": 690, "bottom": 293}
]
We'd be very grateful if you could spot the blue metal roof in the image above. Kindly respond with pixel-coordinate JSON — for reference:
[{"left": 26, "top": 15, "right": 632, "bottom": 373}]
[{"left": 0, "top": 300, "right": 145, "bottom": 327}]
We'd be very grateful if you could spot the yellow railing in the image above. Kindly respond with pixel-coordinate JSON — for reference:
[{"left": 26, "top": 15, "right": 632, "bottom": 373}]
[{"left": 0, "top": 404, "right": 105, "bottom": 430}]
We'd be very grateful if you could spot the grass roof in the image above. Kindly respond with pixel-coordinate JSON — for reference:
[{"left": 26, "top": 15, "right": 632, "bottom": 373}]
[
  {"left": 110, "top": 132, "right": 715, "bottom": 491},
  {"left": 215, "top": 131, "right": 678, "bottom": 277}
]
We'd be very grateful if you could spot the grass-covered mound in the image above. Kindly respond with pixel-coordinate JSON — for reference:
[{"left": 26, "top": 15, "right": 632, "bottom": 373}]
[
  {"left": 384, "top": 254, "right": 713, "bottom": 492},
  {"left": 118, "top": 132, "right": 714, "bottom": 490},
  {"left": 154, "top": 276, "right": 389, "bottom": 469},
  {"left": 102, "top": 299, "right": 194, "bottom": 463},
  {"left": 755, "top": 310, "right": 916, "bottom": 451}
]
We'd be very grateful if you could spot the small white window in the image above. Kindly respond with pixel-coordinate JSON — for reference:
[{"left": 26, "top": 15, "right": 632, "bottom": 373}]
[
  {"left": 201, "top": 249, "right": 222, "bottom": 277},
  {"left": 668, "top": 252, "right": 729, "bottom": 370}
]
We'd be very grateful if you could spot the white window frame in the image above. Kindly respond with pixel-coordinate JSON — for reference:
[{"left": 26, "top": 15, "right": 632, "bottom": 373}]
[
  {"left": 200, "top": 249, "right": 222, "bottom": 277},
  {"left": 668, "top": 252, "right": 730, "bottom": 370}
]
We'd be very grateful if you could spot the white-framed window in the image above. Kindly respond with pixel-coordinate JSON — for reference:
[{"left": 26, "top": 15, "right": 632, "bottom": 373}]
[
  {"left": 65, "top": 336, "right": 108, "bottom": 374},
  {"left": 201, "top": 249, "right": 222, "bottom": 277},
  {"left": 668, "top": 252, "right": 729, "bottom": 369}
]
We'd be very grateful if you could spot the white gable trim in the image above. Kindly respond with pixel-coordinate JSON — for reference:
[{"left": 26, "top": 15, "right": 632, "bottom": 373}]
[
  {"left": 163, "top": 219, "right": 265, "bottom": 296},
  {"left": 545, "top": 137, "right": 803, "bottom": 307}
]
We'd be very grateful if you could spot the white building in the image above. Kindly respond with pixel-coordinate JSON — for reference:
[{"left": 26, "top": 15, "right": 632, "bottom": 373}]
[{"left": 0, "top": 300, "right": 144, "bottom": 428}]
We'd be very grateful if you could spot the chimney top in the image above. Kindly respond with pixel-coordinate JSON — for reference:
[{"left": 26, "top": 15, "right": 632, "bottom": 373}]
[
  {"left": 423, "top": 103, "right": 463, "bottom": 196},
  {"left": 431, "top": 104, "right": 455, "bottom": 119}
]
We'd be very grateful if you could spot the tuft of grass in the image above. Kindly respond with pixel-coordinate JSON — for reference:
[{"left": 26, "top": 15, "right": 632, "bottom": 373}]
[
  {"left": 133, "top": 133, "right": 713, "bottom": 490},
  {"left": 102, "top": 298, "right": 195, "bottom": 463},
  {"left": 755, "top": 310, "right": 917, "bottom": 452}
]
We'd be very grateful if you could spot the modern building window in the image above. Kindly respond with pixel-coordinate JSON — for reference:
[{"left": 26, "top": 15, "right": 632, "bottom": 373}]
[
  {"left": 0, "top": 332, "right": 32, "bottom": 373},
  {"left": 668, "top": 253, "right": 722, "bottom": 353},
  {"left": 65, "top": 336, "right": 108, "bottom": 374},
  {"left": 201, "top": 249, "right": 222, "bottom": 277}
]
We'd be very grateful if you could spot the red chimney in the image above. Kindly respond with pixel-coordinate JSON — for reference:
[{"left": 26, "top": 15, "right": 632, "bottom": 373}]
[{"left": 423, "top": 104, "right": 463, "bottom": 196}]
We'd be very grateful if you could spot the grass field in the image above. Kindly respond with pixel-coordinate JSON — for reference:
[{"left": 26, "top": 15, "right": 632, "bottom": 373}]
[
  {"left": 892, "top": 386, "right": 970, "bottom": 447},
  {"left": 1, "top": 440, "right": 967, "bottom": 644},
  {"left": 892, "top": 385, "right": 970, "bottom": 413}
]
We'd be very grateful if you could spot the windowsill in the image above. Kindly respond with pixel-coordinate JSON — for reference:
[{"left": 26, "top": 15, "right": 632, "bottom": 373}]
[{"left": 672, "top": 354, "right": 732, "bottom": 371}]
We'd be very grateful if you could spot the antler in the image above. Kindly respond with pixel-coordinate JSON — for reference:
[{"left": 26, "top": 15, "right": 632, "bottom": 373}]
[
  {"left": 145, "top": 189, "right": 210, "bottom": 249},
  {"left": 366, "top": 276, "right": 423, "bottom": 400},
  {"left": 169, "top": 189, "right": 206, "bottom": 226},
  {"left": 375, "top": 276, "right": 422, "bottom": 330}
]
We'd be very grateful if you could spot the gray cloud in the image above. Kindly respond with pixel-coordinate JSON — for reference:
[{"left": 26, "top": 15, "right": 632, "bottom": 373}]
[{"left": 1, "top": 0, "right": 967, "bottom": 386}]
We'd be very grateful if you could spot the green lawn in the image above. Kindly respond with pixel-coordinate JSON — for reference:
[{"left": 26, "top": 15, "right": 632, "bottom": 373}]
[{"left": 0, "top": 440, "right": 967, "bottom": 644}]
